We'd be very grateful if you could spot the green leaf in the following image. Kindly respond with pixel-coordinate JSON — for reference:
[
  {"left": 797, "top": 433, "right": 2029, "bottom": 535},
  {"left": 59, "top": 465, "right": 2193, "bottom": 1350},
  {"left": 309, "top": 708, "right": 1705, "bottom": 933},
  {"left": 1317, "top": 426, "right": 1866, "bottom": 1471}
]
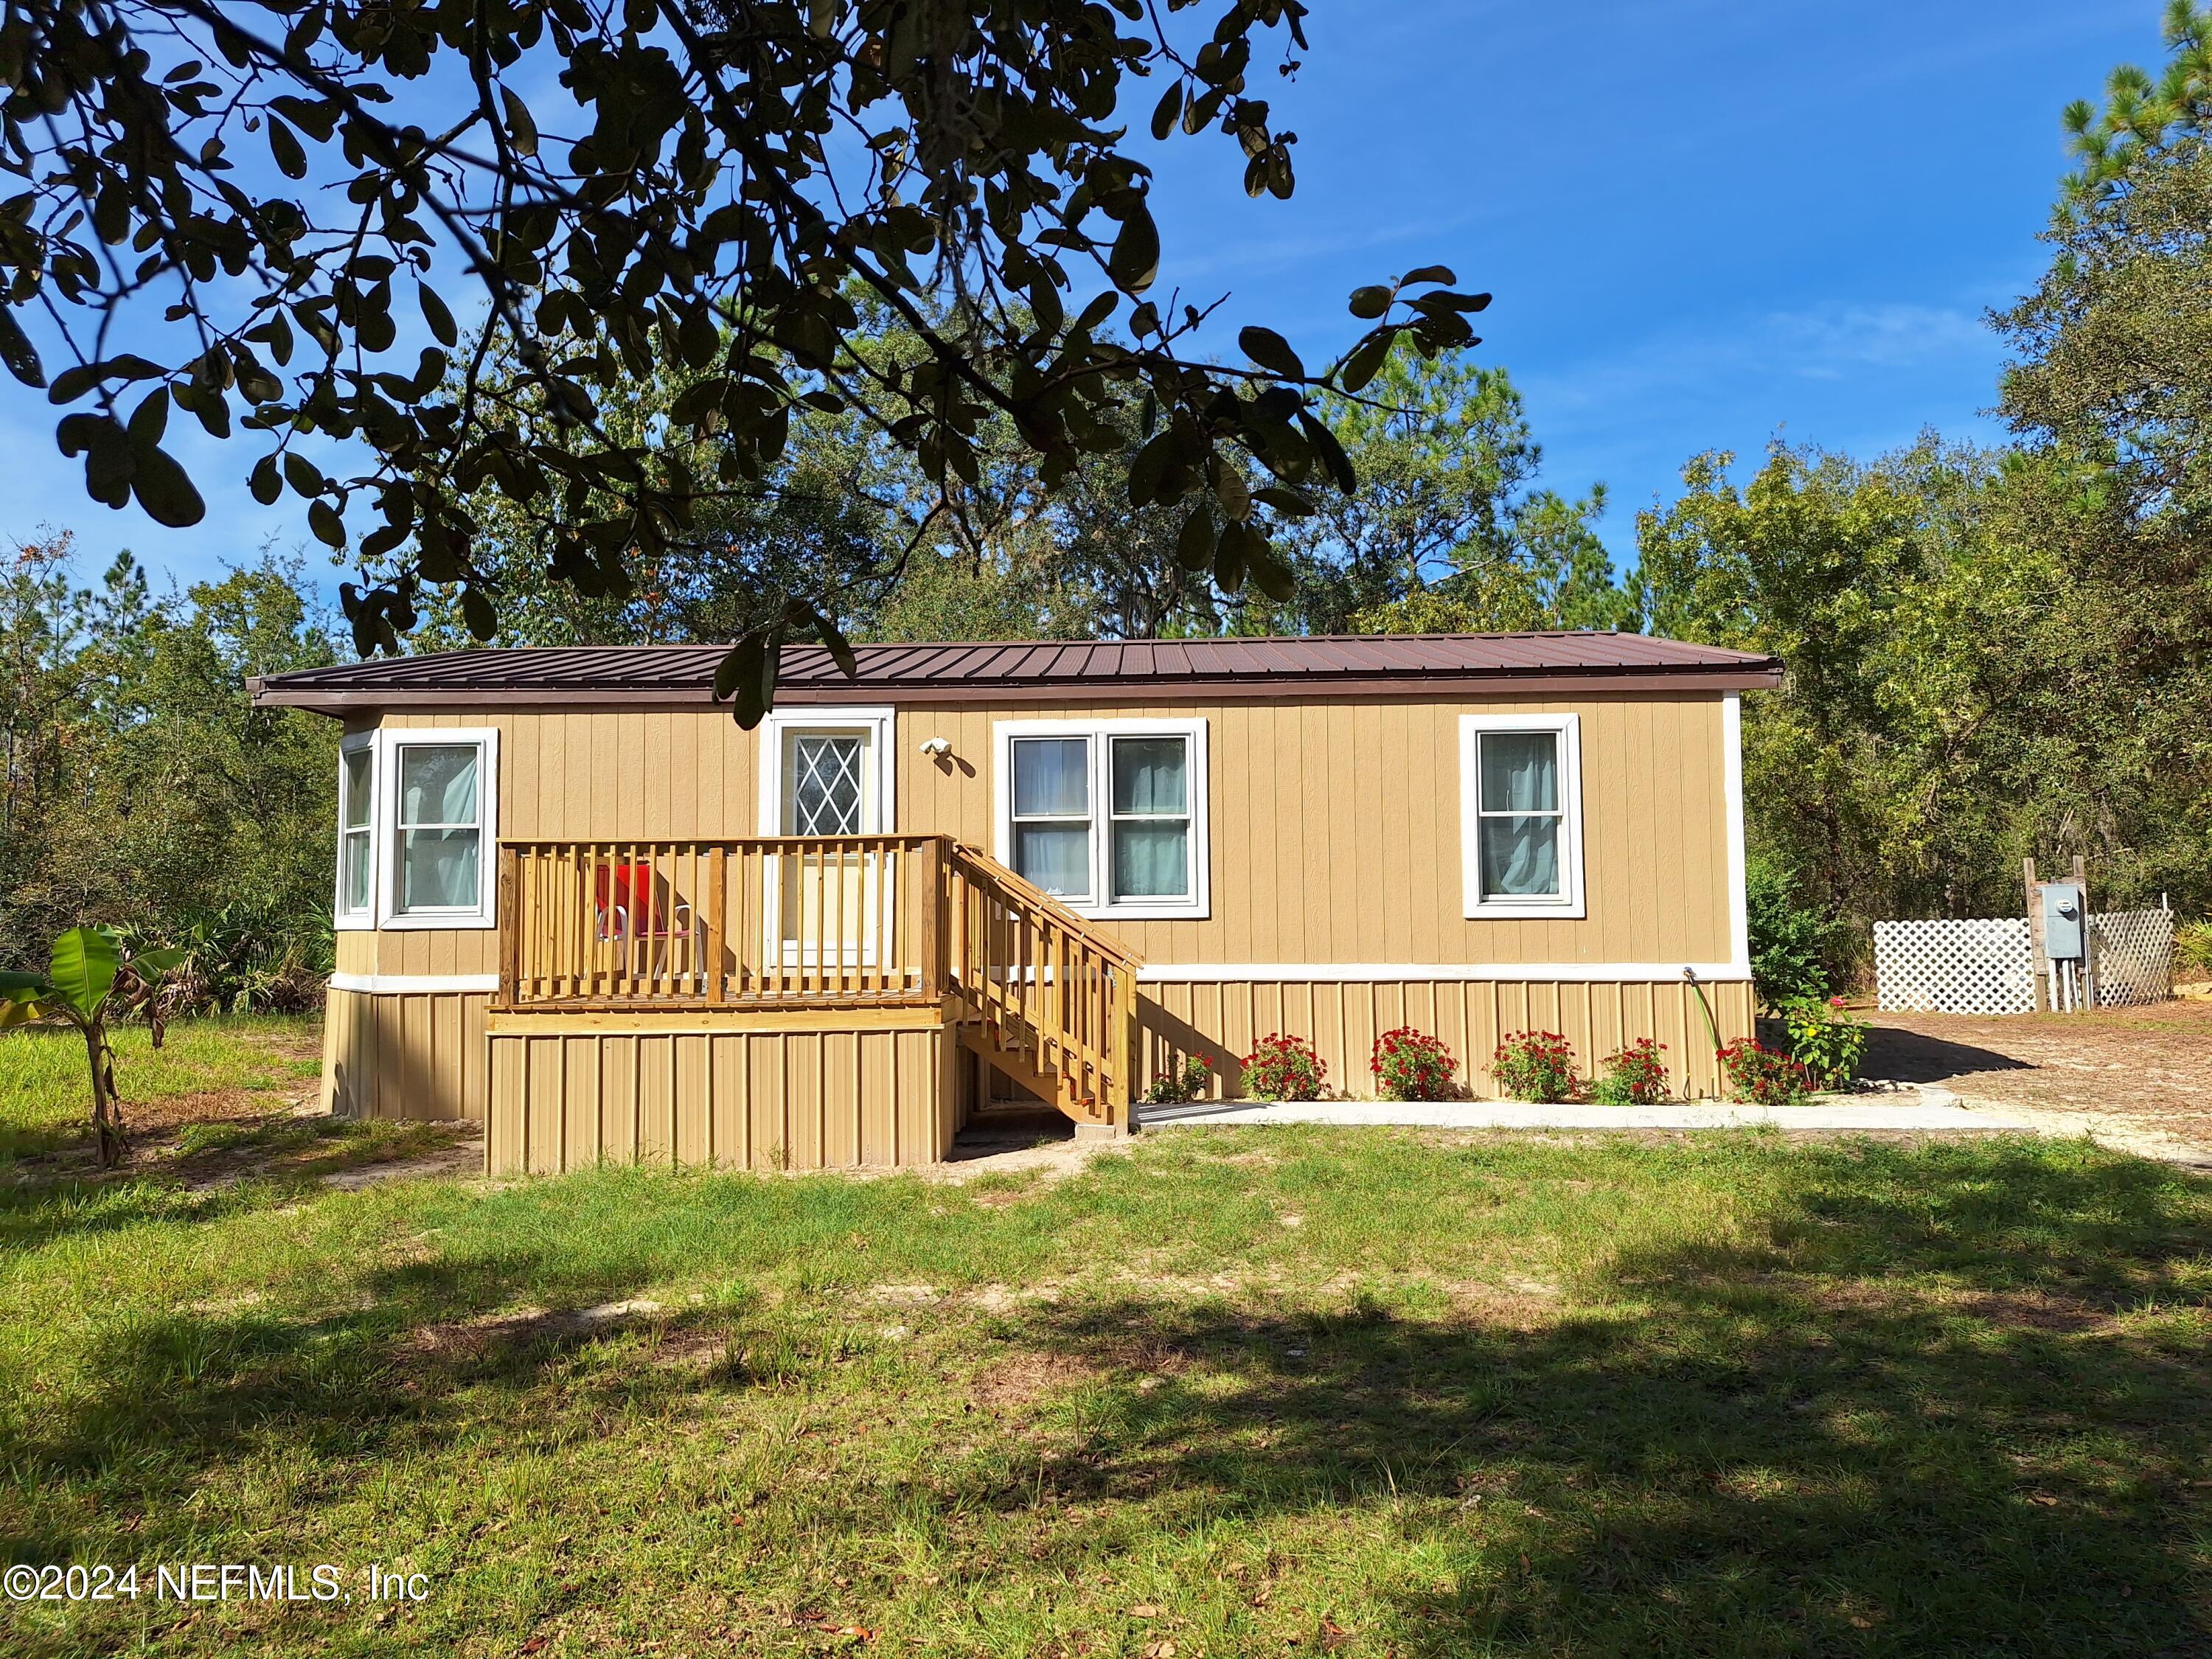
[
  {"left": 500, "top": 88, "right": 539, "bottom": 159},
  {"left": 1346, "top": 285, "right": 1392, "bottom": 320},
  {"left": 1107, "top": 203, "right": 1160, "bottom": 294},
  {"left": 249, "top": 453, "right": 283, "bottom": 506},
  {"left": 130, "top": 442, "right": 207, "bottom": 528},
  {"left": 1399, "top": 264, "right": 1457, "bottom": 286},
  {"left": 308, "top": 498, "right": 345, "bottom": 547},
  {"left": 0, "top": 307, "right": 45, "bottom": 389},
  {"left": 1338, "top": 332, "right": 1391, "bottom": 394},
  {"left": 1300, "top": 411, "right": 1358, "bottom": 495},
  {"left": 267, "top": 116, "right": 307, "bottom": 180},
  {"left": 1176, "top": 501, "right": 1216, "bottom": 571},
  {"left": 130, "top": 947, "right": 187, "bottom": 978},
  {"left": 461, "top": 587, "right": 498, "bottom": 641},
  {"left": 1238, "top": 325, "right": 1305, "bottom": 380},
  {"left": 0, "top": 970, "right": 53, "bottom": 1001},
  {"left": 1248, "top": 537, "right": 1298, "bottom": 602},
  {"left": 419, "top": 285, "right": 458, "bottom": 348},
  {"left": 1150, "top": 80, "right": 1184, "bottom": 142},
  {"left": 48, "top": 926, "right": 119, "bottom": 1020}
]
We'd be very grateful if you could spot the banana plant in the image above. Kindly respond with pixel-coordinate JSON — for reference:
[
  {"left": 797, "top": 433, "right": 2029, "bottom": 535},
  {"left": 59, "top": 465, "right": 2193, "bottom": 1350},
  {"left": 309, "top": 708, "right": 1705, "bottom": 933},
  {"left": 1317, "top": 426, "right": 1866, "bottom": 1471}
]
[{"left": 0, "top": 926, "right": 185, "bottom": 1169}]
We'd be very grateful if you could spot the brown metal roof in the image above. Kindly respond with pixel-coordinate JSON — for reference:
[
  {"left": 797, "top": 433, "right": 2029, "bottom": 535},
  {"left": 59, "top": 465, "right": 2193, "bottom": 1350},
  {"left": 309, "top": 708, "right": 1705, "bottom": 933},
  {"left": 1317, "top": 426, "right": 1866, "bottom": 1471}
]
[{"left": 250, "top": 633, "right": 1783, "bottom": 712}]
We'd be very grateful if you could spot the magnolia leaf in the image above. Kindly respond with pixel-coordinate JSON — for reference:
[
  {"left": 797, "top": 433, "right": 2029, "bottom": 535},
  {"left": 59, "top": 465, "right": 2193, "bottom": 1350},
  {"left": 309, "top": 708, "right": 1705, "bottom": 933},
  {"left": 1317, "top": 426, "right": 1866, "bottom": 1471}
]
[
  {"left": 1238, "top": 326, "right": 1304, "bottom": 380},
  {"left": 0, "top": 307, "right": 45, "bottom": 389},
  {"left": 500, "top": 87, "right": 539, "bottom": 158},
  {"left": 1107, "top": 203, "right": 1160, "bottom": 294},
  {"left": 130, "top": 442, "right": 206, "bottom": 528},
  {"left": 419, "top": 285, "right": 459, "bottom": 349},
  {"left": 1175, "top": 501, "right": 1216, "bottom": 571},
  {"left": 1150, "top": 80, "right": 1183, "bottom": 142},
  {"left": 1400, "top": 264, "right": 1457, "bottom": 286},
  {"left": 48, "top": 926, "right": 119, "bottom": 1020}
]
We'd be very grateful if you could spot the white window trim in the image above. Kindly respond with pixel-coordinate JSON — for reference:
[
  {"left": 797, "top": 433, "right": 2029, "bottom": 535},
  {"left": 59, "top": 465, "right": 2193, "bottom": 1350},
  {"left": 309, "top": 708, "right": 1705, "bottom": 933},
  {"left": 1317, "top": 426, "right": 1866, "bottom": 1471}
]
[
  {"left": 333, "top": 731, "right": 378, "bottom": 932},
  {"left": 756, "top": 706, "right": 895, "bottom": 836},
  {"left": 993, "top": 717, "right": 1210, "bottom": 922},
  {"left": 1458, "top": 713, "right": 1585, "bottom": 921},
  {"left": 373, "top": 726, "right": 501, "bottom": 931}
]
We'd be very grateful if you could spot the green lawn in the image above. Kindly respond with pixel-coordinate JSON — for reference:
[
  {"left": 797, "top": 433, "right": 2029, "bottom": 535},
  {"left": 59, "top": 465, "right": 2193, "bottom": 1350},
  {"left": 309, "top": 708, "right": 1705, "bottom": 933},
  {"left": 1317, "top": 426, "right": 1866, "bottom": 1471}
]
[
  {"left": 0, "top": 1017, "right": 323, "bottom": 1163},
  {"left": 2, "top": 1030, "right": 2210, "bottom": 1656}
]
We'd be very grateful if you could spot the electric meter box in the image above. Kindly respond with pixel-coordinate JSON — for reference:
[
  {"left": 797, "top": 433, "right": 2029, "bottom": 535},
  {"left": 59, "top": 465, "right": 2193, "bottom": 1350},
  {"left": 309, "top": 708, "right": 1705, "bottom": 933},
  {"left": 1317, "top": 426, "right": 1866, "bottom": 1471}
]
[{"left": 2040, "top": 880, "right": 2086, "bottom": 961}]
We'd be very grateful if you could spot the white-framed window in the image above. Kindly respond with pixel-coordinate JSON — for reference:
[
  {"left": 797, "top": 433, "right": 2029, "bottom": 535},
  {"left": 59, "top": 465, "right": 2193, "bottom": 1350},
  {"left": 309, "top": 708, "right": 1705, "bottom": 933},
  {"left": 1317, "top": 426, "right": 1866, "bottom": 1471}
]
[
  {"left": 336, "top": 727, "right": 500, "bottom": 930},
  {"left": 993, "top": 719, "right": 1209, "bottom": 920},
  {"left": 334, "top": 733, "right": 376, "bottom": 930},
  {"left": 1458, "top": 713, "right": 1585, "bottom": 919}
]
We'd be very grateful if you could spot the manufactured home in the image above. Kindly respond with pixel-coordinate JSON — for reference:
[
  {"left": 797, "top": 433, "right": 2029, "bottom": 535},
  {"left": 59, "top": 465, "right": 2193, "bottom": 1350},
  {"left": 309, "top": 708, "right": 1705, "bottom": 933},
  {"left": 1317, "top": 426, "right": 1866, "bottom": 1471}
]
[{"left": 250, "top": 633, "right": 1780, "bottom": 1174}]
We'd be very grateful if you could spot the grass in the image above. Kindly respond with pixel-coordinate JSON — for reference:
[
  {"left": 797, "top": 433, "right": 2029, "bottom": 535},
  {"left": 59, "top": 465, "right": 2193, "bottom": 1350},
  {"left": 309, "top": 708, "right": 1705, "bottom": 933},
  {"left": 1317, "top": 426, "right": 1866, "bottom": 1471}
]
[
  {"left": 0, "top": 1017, "right": 322, "bottom": 1163},
  {"left": 3, "top": 1029, "right": 2211, "bottom": 1655}
]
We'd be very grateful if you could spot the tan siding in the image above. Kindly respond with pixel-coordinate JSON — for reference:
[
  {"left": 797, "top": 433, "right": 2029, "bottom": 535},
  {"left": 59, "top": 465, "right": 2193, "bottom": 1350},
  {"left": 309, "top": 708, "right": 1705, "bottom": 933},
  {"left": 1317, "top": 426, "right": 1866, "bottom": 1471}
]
[
  {"left": 322, "top": 987, "right": 489, "bottom": 1122},
  {"left": 1136, "top": 978, "right": 1755, "bottom": 1102},
  {"left": 484, "top": 1023, "right": 953, "bottom": 1176}
]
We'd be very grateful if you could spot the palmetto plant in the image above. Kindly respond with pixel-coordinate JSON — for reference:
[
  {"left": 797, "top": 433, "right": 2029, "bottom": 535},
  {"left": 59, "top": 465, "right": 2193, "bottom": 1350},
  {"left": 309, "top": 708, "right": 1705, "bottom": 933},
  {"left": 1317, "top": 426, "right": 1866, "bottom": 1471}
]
[{"left": 0, "top": 926, "right": 184, "bottom": 1168}]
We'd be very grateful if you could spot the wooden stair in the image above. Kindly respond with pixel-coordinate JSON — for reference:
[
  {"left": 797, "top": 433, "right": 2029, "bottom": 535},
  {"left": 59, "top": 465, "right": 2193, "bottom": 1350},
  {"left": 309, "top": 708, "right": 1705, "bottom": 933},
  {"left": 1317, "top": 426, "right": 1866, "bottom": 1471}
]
[{"left": 942, "top": 844, "right": 1142, "bottom": 1130}]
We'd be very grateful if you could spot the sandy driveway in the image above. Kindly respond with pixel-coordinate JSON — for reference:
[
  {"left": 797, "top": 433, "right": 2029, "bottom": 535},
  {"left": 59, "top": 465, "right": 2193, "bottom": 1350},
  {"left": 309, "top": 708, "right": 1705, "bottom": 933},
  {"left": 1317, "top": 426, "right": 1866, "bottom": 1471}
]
[{"left": 1865, "top": 994, "right": 2212, "bottom": 1167}]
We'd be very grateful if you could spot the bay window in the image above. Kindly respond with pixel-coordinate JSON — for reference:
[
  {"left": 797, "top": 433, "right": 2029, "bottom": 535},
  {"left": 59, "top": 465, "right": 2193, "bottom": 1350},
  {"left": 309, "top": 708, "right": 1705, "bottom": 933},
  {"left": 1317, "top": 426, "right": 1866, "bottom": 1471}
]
[
  {"left": 997, "top": 719, "right": 1208, "bottom": 919},
  {"left": 335, "top": 727, "right": 500, "bottom": 929},
  {"left": 1458, "top": 714, "right": 1585, "bottom": 919}
]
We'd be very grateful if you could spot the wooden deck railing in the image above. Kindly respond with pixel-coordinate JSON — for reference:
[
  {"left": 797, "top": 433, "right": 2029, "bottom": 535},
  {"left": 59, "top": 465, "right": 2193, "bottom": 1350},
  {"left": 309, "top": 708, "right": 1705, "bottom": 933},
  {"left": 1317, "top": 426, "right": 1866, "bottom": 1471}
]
[
  {"left": 498, "top": 835, "right": 945, "bottom": 1010},
  {"left": 497, "top": 834, "right": 1141, "bottom": 1124}
]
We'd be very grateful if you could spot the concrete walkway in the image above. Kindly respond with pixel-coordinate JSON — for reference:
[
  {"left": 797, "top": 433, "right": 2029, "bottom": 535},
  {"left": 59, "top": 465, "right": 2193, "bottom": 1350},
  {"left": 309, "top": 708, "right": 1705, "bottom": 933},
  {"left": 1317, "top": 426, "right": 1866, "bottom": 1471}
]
[{"left": 1137, "top": 1086, "right": 2039, "bottom": 1134}]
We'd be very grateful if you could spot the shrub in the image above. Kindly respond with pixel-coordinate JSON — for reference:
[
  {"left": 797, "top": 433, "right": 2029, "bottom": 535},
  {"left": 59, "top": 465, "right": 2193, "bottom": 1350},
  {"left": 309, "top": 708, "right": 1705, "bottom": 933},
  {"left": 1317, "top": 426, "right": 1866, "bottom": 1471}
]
[
  {"left": 1717, "top": 1037, "right": 1812, "bottom": 1105},
  {"left": 1370, "top": 1027, "right": 1458, "bottom": 1101},
  {"left": 1489, "top": 1030, "right": 1579, "bottom": 1102},
  {"left": 1746, "top": 854, "right": 1847, "bottom": 1007},
  {"left": 1241, "top": 1034, "right": 1326, "bottom": 1102},
  {"left": 1591, "top": 1037, "right": 1669, "bottom": 1105},
  {"left": 2178, "top": 919, "right": 2212, "bottom": 981},
  {"left": 1143, "top": 1053, "right": 1216, "bottom": 1105},
  {"left": 1779, "top": 995, "right": 1867, "bottom": 1090}
]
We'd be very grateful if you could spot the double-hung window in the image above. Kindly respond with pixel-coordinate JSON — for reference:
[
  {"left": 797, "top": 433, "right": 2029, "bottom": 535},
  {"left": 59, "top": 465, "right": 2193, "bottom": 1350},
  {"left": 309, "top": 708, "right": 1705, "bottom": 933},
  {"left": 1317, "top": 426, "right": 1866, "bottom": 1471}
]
[
  {"left": 1458, "top": 714, "right": 1585, "bottom": 919},
  {"left": 997, "top": 720, "right": 1208, "bottom": 919},
  {"left": 334, "top": 727, "right": 501, "bottom": 929},
  {"left": 335, "top": 736, "right": 375, "bottom": 929}
]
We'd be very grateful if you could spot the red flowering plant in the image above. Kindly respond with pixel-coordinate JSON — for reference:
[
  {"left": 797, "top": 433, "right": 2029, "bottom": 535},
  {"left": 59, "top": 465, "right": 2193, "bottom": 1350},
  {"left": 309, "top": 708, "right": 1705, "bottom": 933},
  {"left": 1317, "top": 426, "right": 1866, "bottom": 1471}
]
[
  {"left": 1716, "top": 1037, "right": 1812, "bottom": 1105},
  {"left": 1370, "top": 1026, "right": 1459, "bottom": 1101},
  {"left": 1489, "top": 1030, "right": 1579, "bottom": 1102},
  {"left": 1592, "top": 1037, "right": 1669, "bottom": 1105},
  {"left": 1143, "top": 1053, "right": 1217, "bottom": 1106},
  {"left": 1241, "top": 1033, "right": 1327, "bottom": 1102}
]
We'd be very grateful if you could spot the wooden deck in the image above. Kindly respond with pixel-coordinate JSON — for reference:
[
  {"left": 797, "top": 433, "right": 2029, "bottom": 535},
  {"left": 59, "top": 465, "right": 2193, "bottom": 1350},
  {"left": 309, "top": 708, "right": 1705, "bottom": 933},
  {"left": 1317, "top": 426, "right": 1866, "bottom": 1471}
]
[{"left": 494, "top": 835, "right": 1142, "bottom": 1127}]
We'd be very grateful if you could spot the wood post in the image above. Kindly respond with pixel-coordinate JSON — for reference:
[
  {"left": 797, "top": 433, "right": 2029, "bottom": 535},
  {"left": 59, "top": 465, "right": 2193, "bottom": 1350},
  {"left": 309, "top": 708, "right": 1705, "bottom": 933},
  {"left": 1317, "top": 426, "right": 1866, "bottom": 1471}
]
[
  {"left": 917, "top": 837, "right": 944, "bottom": 1001},
  {"left": 704, "top": 845, "right": 727, "bottom": 1004},
  {"left": 2023, "top": 856, "right": 2048, "bottom": 1014},
  {"left": 497, "top": 845, "right": 521, "bottom": 1009}
]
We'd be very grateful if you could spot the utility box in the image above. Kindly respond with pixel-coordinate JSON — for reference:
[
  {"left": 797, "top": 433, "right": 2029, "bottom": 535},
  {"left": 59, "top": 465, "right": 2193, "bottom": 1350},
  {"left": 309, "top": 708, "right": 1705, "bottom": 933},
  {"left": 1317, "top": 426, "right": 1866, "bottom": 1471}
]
[{"left": 2040, "top": 880, "right": 2087, "bottom": 961}]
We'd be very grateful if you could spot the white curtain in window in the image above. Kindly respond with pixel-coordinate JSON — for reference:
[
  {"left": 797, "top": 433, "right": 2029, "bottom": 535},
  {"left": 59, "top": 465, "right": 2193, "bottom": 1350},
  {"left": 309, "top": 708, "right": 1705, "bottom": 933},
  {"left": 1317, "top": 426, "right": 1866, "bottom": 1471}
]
[
  {"left": 1110, "top": 737, "right": 1189, "bottom": 898},
  {"left": 340, "top": 748, "right": 373, "bottom": 913},
  {"left": 1478, "top": 732, "right": 1559, "bottom": 897},
  {"left": 1012, "top": 738, "right": 1091, "bottom": 897},
  {"left": 397, "top": 745, "right": 480, "bottom": 910}
]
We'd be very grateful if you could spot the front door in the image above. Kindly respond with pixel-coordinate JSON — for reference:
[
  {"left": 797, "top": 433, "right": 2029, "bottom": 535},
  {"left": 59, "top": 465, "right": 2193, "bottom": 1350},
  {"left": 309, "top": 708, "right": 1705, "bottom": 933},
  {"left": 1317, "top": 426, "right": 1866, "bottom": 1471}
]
[{"left": 771, "top": 723, "right": 885, "bottom": 974}]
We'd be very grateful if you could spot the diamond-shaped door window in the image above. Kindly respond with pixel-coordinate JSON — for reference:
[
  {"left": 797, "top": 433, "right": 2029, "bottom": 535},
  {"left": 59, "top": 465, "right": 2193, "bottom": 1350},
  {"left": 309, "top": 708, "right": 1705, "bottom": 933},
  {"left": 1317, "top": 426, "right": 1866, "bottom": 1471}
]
[{"left": 788, "top": 734, "right": 863, "bottom": 835}]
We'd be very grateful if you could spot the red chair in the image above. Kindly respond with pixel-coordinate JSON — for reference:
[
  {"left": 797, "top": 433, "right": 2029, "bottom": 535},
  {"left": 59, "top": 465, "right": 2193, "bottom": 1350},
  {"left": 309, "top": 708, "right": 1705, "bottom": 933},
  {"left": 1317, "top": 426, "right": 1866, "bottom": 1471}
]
[{"left": 594, "top": 861, "right": 667, "bottom": 942}]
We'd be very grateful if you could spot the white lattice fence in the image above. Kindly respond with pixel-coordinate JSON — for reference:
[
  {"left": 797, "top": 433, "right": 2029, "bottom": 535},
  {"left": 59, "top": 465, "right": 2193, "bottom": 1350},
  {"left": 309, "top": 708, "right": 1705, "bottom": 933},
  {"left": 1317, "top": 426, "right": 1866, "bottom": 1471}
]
[
  {"left": 1873, "top": 918, "right": 2034, "bottom": 1015},
  {"left": 2090, "top": 909, "right": 2175, "bottom": 1008}
]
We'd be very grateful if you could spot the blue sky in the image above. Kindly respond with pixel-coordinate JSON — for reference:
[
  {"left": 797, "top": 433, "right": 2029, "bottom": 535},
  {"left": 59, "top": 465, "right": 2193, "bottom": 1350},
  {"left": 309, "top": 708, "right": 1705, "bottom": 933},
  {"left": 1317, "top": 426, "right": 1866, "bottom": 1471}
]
[{"left": 1, "top": 1, "right": 2165, "bottom": 596}]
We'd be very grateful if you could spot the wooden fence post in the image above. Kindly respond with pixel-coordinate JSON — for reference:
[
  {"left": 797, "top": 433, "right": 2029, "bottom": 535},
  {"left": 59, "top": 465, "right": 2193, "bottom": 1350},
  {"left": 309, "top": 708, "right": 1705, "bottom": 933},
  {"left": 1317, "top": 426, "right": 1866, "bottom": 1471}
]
[
  {"left": 917, "top": 837, "right": 945, "bottom": 1001},
  {"left": 703, "top": 845, "right": 727, "bottom": 1004},
  {"left": 497, "top": 845, "right": 521, "bottom": 1008},
  {"left": 2023, "top": 857, "right": 2048, "bottom": 1014}
]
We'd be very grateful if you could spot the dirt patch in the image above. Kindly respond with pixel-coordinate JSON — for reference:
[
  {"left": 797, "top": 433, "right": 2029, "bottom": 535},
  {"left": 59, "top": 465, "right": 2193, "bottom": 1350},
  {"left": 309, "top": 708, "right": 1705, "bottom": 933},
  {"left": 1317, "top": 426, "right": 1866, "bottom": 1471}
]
[
  {"left": 408, "top": 1298, "right": 667, "bottom": 1360},
  {"left": 972, "top": 1351, "right": 1103, "bottom": 1410},
  {"left": 1864, "top": 1001, "right": 2212, "bottom": 1162}
]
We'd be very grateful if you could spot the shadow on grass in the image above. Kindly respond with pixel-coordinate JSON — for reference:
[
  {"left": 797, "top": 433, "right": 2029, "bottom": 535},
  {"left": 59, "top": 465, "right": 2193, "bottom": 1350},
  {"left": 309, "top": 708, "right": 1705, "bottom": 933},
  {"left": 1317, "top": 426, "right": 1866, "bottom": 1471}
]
[
  {"left": 1005, "top": 1141, "right": 2212, "bottom": 1655},
  {"left": 5, "top": 1139, "right": 2211, "bottom": 1655}
]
